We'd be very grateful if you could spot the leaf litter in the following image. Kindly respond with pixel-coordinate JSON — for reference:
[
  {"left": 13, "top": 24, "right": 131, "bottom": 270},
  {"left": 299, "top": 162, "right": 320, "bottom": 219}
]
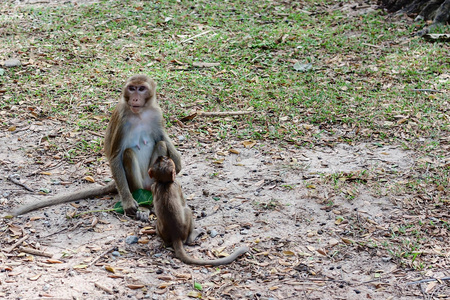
[{"left": 0, "top": 0, "right": 448, "bottom": 299}]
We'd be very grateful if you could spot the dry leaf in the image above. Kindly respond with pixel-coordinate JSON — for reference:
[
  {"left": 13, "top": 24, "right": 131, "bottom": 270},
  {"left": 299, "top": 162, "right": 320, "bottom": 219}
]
[
  {"left": 229, "top": 148, "right": 240, "bottom": 154},
  {"left": 127, "top": 284, "right": 145, "bottom": 289},
  {"left": 317, "top": 249, "right": 327, "bottom": 256},
  {"left": 283, "top": 250, "right": 295, "bottom": 256},
  {"left": 40, "top": 171, "right": 52, "bottom": 175},
  {"left": 104, "top": 265, "right": 115, "bottom": 273},
  {"left": 242, "top": 140, "right": 256, "bottom": 148},
  {"left": 193, "top": 62, "right": 220, "bottom": 68},
  {"left": 187, "top": 291, "right": 202, "bottom": 298},
  {"left": 28, "top": 274, "right": 41, "bottom": 281},
  {"left": 8, "top": 126, "right": 16, "bottom": 131},
  {"left": 328, "top": 238, "right": 340, "bottom": 247},
  {"left": 73, "top": 265, "right": 88, "bottom": 269},
  {"left": 84, "top": 176, "right": 95, "bottom": 183},
  {"left": 46, "top": 259, "right": 63, "bottom": 264},
  {"left": 341, "top": 238, "right": 354, "bottom": 244}
]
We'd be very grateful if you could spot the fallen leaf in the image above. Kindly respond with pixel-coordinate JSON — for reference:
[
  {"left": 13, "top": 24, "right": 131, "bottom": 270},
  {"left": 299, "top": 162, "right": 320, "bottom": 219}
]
[
  {"left": 84, "top": 176, "right": 95, "bottom": 183},
  {"left": 193, "top": 62, "right": 220, "bottom": 68},
  {"left": 28, "top": 274, "right": 42, "bottom": 281},
  {"left": 46, "top": 259, "right": 63, "bottom": 264},
  {"left": 194, "top": 282, "right": 202, "bottom": 291},
  {"left": 283, "top": 250, "right": 295, "bottom": 256},
  {"left": 242, "top": 140, "right": 256, "bottom": 148},
  {"left": 104, "top": 265, "right": 115, "bottom": 273},
  {"left": 73, "top": 264, "right": 88, "bottom": 269},
  {"left": 187, "top": 291, "right": 202, "bottom": 298},
  {"left": 229, "top": 149, "right": 240, "bottom": 154},
  {"left": 127, "top": 284, "right": 145, "bottom": 289}
]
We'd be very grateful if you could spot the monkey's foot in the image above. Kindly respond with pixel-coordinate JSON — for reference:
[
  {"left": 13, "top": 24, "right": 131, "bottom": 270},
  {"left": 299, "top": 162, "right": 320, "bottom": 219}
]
[
  {"left": 186, "top": 228, "right": 205, "bottom": 244},
  {"left": 136, "top": 208, "right": 150, "bottom": 222}
]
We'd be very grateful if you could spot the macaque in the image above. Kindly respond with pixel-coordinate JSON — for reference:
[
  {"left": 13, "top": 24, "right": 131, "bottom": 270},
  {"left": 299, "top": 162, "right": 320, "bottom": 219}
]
[
  {"left": 104, "top": 75, "right": 181, "bottom": 220},
  {"left": 150, "top": 156, "right": 249, "bottom": 266},
  {"left": 9, "top": 75, "right": 181, "bottom": 220}
]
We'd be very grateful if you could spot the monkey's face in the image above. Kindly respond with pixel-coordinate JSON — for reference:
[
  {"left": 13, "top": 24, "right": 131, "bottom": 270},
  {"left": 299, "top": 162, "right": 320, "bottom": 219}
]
[{"left": 124, "top": 82, "right": 151, "bottom": 114}]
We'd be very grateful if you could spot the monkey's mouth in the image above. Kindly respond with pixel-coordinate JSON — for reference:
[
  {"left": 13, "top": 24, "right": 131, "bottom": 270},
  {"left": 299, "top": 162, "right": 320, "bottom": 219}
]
[{"left": 130, "top": 105, "right": 142, "bottom": 113}]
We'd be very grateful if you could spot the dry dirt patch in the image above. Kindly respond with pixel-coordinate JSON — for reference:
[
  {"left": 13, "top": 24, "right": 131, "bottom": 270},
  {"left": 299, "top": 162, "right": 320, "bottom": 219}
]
[{"left": 1, "top": 127, "right": 439, "bottom": 299}]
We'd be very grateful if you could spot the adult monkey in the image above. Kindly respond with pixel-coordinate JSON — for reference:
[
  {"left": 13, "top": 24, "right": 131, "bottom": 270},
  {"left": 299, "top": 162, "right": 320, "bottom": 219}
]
[
  {"left": 9, "top": 75, "right": 181, "bottom": 220},
  {"left": 150, "top": 156, "right": 249, "bottom": 266}
]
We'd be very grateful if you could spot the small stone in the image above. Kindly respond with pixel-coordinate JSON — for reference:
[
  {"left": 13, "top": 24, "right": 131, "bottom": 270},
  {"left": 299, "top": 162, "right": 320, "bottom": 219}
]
[
  {"left": 4, "top": 59, "right": 21, "bottom": 67},
  {"left": 209, "top": 229, "right": 218, "bottom": 238},
  {"left": 177, "top": 135, "right": 186, "bottom": 141},
  {"left": 111, "top": 251, "right": 121, "bottom": 257},
  {"left": 153, "top": 253, "right": 162, "bottom": 258},
  {"left": 125, "top": 235, "right": 139, "bottom": 245},
  {"left": 382, "top": 256, "right": 392, "bottom": 262},
  {"left": 42, "top": 284, "right": 50, "bottom": 291},
  {"left": 240, "top": 229, "right": 249, "bottom": 235}
]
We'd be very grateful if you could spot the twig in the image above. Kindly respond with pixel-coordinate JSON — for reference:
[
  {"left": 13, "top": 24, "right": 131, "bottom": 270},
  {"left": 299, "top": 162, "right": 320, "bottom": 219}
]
[
  {"left": 87, "top": 246, "right": 115, "bottom": 268},
  {"left": 411, "top": 89, "right": 441, "bottom": 93},
  {"left": 18, "top": 246, "right": 53, "bottom": 258},
  {"left": 181, "top": 30, "right": 212, "bottom": 43},
  {"left": 7, "top": 175, "right": 34, "bottom": 192},
  {"left": 197, "top": 111, "right": 253, "bottom": 117},
  {"left": 407, "top": 277, "right": 450, "bottom": 285},
  {"left": 94, "top": 282, "right": 114, "bottom": 294},
  {"left": 41, "top": 222, "right": 82, "bottom": 239},
  {"left": 4, "top": 234, "right": 29, "bottom": 253}
]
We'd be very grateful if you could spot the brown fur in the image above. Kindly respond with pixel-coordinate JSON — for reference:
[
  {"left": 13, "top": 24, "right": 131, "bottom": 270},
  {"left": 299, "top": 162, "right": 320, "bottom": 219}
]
[
  {"left": 150, "top": 157, "right": 249, "bottom": 266},
  {"left": 9, "top": 75, "right": 181, "bottom": 219}
]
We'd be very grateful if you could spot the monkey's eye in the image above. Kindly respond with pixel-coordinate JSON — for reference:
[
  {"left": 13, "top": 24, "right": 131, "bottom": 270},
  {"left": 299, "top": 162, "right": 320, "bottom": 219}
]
[
  {"left": 128, "top": 86, "right": 136, "bottom": 92},
  {"left": 138, "top": 86, "right": 146, "bottom": 92}
]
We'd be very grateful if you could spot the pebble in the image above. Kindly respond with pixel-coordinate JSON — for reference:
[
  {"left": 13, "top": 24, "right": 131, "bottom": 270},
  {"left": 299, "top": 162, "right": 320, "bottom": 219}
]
[
  {"left": 153, "top": 253, "right": 162, "bottom": 258},
  {"left": 177, "top": 135, "right": 186, "bottom": 141},
  {"left": 111, "top": 251, "right": 121, "bottom": 257},
  {"left": 209, "top": 229, "right": 218, "bottom": 238},
  {"left": 0, "top": 68, "right": 4, "bottom": 75},
  {"left": 4, "top": 59, "right": 21, "bottom": 67},
  {"left": 42, "top": 284, "right": 50, "bottom": 291},
  {"left": 125, "top": 235, "right": 139, "bottom": 244},
  {"left": 240, "top": 229, "right": 249, "bottom": 235}
]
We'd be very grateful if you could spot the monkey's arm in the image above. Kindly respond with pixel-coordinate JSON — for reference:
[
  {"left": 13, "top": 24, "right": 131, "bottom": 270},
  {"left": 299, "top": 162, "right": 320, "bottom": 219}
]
[
  {"left": 159, "top": 132, "right": 182, "bottom": 174},
  {"left": 9, "top": 181, "right": 116, "bottom": 217},
  {"left": 109, "top": 152, "right": 138, "bottom": 216}
]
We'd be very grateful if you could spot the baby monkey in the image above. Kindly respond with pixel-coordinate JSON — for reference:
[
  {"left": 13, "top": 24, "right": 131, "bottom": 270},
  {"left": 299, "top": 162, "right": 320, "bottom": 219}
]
[{"left": 149, "top": 156, "right": 249, "bottom": 266}]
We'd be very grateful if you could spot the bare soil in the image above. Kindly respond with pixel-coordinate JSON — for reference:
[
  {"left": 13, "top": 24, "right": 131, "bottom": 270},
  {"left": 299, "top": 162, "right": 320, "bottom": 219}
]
[{"left": 1, "top": 124, "right": 446, "bottom": 299}]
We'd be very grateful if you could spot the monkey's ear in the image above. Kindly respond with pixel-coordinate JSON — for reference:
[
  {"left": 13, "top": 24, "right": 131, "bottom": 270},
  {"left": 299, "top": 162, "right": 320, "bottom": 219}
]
[
  {"left": 171, "top": 169, "right": 176, "bottom": 182},
  {"left": 149, "top": 168, "right": 154, "bottom": 178}
]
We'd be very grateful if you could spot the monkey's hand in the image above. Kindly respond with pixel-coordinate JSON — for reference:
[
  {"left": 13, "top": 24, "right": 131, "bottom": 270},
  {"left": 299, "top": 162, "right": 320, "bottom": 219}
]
[{"left": 122, "top": 197, "right": 139, "bottom": 218}]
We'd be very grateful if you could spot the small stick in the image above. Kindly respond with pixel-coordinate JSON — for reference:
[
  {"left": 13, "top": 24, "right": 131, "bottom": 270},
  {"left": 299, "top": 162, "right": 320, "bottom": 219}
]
[
  {"left": 7, "top": 175, "right": 34, "bottom": 192},
  {"left": 94, "top": 282, "right": 114, "bottom": 294},
  {"left": 197, "top": 111, "right": 253, "bottom": 117},
  {"left": 4, "top": 234, "right": 29, "bottom": 253},
  {"left": 87, "top": 246, "right": 115, "bottom": 268},
  {"left": 18, "top": 246, "right": 53, "bottom": 258},
  {"left": 407, "top": 277, "right": 450, "bottom": 285},
  {"left": 181, "top": 30, "right": 212, "bottom": 43},
  {"left": 411, "top": 89, "right": 441, "bottom": 93}
]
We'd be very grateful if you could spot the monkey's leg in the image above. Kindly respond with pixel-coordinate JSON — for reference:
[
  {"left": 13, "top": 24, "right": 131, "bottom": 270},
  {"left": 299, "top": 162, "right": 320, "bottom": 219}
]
[
  {"left": 185, "top": 208, "right": 203, "bottom": 244},
  {"left": 123, "top": 148, "right": 149, "bottom": 221}
]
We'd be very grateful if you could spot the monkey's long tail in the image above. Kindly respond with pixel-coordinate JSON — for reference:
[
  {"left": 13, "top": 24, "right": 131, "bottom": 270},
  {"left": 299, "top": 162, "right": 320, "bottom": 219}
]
[
  {"left": 8, "top": 181, "right": 117, "bottom": 217},
  {"left": 173, "top": 239, "right": 249, "bottom": 266}
]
